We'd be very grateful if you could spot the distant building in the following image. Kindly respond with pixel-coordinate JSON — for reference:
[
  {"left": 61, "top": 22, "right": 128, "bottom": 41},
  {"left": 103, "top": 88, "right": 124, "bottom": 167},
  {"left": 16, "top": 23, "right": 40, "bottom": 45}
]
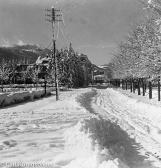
[
  {"left": 14, "top": 64, "right": 34, "bottom": 84},
  {"left": 77, "top": 54, "right": 112, "bottom": 85},
  {"left": 14, "top": 56, "right": 50, "bottom": 84},
  {"left": 93, "top": 66, "right": 105, "bottom": 83},
  {"left": 93, "top": 65, "right": 112, "bottom": 83},
  {"left": 78, "top": 54, "right": 93, "bottom": 87}
]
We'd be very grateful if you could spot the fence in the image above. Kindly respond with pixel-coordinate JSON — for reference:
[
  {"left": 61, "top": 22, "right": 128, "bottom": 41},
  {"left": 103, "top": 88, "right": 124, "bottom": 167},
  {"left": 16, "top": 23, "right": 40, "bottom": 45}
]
[
  {"left": 110, "top": 76, "right": 161, "bottom": 101},
  {"left": 0, "top": 80, "right": 54, "bottom": 93}
]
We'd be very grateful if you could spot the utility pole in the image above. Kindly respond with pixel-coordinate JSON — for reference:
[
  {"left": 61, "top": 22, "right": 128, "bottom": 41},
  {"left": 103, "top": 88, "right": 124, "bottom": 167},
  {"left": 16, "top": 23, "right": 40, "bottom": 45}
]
[{"left": 45, "top": 6, "right": 62, "bottom": 101}]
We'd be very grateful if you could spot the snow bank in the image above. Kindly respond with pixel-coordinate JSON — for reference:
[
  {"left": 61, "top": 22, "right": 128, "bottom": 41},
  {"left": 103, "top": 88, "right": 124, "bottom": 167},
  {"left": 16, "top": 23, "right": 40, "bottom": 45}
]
[
  {"left": 53, "top": 117, "right": 130, "bottom": 168},
  {"left": 0, "top": 89, "right": 53, "bottom": 107}
]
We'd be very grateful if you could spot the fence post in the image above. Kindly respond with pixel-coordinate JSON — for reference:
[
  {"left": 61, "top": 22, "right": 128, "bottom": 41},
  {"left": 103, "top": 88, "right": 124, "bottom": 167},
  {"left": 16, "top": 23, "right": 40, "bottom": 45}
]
[
  {"left": 138, "top": 78, "right": 141, "bottom": 95},
  {"left": 122, "top": 80, "right": 124, "bottom": 89},
  {"left": 125, "top": 79, "right": 127, "bottom": 90},
  {"left": 133, "top": 79, "right": 135, "bottom": 93},
  {"left": 130, "top": 78, "right": 133, "bottom": 92},
  {"left": 149, "top": 80, "right": 152, "bottom": 99},
  {"left": 158, "top": 76, "right": 160, "bottom": 101},
  {"left": 44, "top": 80, "right": 47, "bottom": 95},
  {"left": 142, "top": 78, "right": 145, "bottom": 96}
]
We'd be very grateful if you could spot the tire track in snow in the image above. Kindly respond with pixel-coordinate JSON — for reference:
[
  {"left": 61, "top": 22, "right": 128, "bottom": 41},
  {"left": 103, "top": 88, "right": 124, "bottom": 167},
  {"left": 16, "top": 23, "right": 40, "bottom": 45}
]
[
  {"left": 77, "top": 89, "right": 158, "bottom": 168},
  {"left": 77, "top": 89, "right": 98, "bottom": 115},
  {"left": 94, "top": 88, "right": 161, "bottom": 166},
  {"left": 106, "top": 90, "right": 161, "bottom": 162}
]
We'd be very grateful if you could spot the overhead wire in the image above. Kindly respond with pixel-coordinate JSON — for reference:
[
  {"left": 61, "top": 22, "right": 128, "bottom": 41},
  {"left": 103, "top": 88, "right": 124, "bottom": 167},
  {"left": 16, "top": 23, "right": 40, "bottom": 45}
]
[
  {"left": 59, "top": 11, "right": 71, "bottom": 44},
  {"left": 61, "top": 11, "right": 66, "bottom": 26},
  {"left": 60, "top": 26, "right": 69, "bottom": 44},
  {"left": 45, "top": 40, "right": 53, "bottom": 49},
  {"left": 56, "top": 21, "right": 60, "bottom": 40},
  {"left": 45, "top": 9, "right": 72, "bottom": 48}
]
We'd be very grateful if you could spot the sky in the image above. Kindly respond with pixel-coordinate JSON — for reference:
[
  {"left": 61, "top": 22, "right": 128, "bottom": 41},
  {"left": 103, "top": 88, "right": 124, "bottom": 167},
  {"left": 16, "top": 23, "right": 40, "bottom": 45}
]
[{"left": 0, "top": 0, "right": 144, "bottom": 65}]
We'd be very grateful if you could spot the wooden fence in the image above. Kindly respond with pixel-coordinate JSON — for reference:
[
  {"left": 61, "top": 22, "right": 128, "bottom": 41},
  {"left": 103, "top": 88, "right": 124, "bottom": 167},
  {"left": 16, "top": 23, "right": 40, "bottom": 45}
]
[{"left": 110, "top": 76, "right": 161, "bottom": 101}]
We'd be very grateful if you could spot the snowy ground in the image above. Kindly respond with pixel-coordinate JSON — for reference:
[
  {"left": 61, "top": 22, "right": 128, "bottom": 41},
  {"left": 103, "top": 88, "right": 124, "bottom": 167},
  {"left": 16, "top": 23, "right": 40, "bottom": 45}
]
[
  {"left": 94, "top": 88, "right": 161, "bottom": 168},
  {"left": 0, "top": 88, "right": 161, "bottom": 168},
  {"left": 118, "top": 87, "right": 161, "bottom": 107}
]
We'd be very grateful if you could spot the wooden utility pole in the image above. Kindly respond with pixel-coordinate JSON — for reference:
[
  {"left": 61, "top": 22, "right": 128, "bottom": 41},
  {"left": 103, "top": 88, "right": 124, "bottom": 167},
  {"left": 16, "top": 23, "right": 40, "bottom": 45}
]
[{"left": 46, "top": 6, "right": 62, "bottom": 101}]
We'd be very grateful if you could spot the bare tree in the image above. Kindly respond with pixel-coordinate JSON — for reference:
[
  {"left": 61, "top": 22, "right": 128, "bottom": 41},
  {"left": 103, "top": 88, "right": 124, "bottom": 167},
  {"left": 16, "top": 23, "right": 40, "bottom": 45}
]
[
  {"left": 0, "top": 60, "right": 11, "bottom": 92},
  {"left": 29, "top": 66, "right": 41, "bottom": 89}
]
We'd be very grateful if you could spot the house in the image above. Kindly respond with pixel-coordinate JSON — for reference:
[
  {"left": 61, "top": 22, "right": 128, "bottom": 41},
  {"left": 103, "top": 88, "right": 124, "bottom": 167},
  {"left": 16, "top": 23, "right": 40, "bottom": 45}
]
[
  {"left": 93, "top": 65, "right": 112, "bottom": 83},
  {"left": 14, "top": 56, "right": 50, "bottom": 84}
]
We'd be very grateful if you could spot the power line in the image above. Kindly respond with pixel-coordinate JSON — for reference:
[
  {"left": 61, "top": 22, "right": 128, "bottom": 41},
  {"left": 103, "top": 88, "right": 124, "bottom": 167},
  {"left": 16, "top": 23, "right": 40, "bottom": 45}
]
[
  {"left": 62, "top": 13, "right": 71, "bottom": 41},
  {"left": 45, "top": 40, "right": 53, "bottom": 49},
  {"left": 58, "top": 11, "right": 72, "bottom": 45},
  {"left": 60, "top": 27, "right": 69, "bottom": 43},
  {"left": 61, "top": 11, "right": 66, "bottom": 26},
  {"left": 56, "top": 21, "right": 60, "bottom": 40}
]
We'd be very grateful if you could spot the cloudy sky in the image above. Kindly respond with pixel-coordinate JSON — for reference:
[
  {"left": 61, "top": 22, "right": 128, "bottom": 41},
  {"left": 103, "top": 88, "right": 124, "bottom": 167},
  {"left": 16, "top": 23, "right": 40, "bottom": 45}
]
[{"left": 0, "top": 0, "right": 144, "bottom": 65}]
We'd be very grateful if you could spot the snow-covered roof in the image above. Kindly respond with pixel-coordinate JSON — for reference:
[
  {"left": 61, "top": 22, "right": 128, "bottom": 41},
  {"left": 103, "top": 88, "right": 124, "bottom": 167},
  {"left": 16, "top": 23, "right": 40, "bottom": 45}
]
[
  {"left": 94, "top": 74, "right": 105, "bottom": 78},
  {"left": 36, "top": 56, "right": 51, "bottom": 65}
]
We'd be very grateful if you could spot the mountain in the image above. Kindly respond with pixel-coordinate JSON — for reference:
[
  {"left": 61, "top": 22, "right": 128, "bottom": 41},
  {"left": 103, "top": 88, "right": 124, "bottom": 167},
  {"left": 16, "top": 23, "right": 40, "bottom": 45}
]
[{"left": 0, "top": 44, "right": 51, "bottom": 64}]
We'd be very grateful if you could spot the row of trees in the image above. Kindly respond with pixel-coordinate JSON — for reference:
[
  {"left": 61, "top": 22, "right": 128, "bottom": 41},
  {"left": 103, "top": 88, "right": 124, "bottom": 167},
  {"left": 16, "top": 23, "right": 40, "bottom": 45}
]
[
  {"left": 0, "top": 60, "right": 41, "bottom": 91},
  {"left": 55, "top": 43, "right": 85, "bottom": 88},
  {"left": 0, "top": 43, "right": 89, "bottom": 91},
  {"left": 110, "top": 0, "right": 161, "bottom": 80}
]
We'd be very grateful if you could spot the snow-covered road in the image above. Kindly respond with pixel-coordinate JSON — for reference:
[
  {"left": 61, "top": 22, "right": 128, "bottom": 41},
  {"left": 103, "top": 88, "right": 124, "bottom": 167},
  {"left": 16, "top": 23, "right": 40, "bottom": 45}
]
[
  {"left": 93, "top": 88, "right": 161, "bottom": 168},
  {"left": 0, "top": 88, "right": 161, "bottom": 168}
]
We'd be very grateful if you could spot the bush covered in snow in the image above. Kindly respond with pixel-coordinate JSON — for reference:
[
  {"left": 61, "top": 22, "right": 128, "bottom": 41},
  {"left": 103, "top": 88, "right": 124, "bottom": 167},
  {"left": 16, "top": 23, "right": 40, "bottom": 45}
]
[{"left": 0, "top": 88, "right": 53, "bottom": 108}]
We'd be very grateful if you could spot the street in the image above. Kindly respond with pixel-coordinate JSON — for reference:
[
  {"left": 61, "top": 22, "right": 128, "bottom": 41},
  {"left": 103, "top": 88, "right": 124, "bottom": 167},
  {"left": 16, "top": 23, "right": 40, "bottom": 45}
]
[{"left": 0, "top": 88, "right": 161, "bottom": 168}]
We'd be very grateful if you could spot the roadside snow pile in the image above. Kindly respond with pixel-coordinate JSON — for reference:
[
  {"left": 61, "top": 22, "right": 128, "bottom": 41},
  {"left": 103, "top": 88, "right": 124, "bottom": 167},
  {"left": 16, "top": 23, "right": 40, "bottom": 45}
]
[
  {"left": 58, "top": 117, "right": 129, "bottom": 168},
  {"left": 0, "top": 89, "right": 53, "bottom": 107}
]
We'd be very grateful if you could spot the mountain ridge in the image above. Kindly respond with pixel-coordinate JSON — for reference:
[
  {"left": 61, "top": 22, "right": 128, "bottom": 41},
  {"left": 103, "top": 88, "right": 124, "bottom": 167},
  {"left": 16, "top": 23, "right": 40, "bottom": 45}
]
[{"left": 0, "top": 44, "right": 50, "bottom": 64}]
